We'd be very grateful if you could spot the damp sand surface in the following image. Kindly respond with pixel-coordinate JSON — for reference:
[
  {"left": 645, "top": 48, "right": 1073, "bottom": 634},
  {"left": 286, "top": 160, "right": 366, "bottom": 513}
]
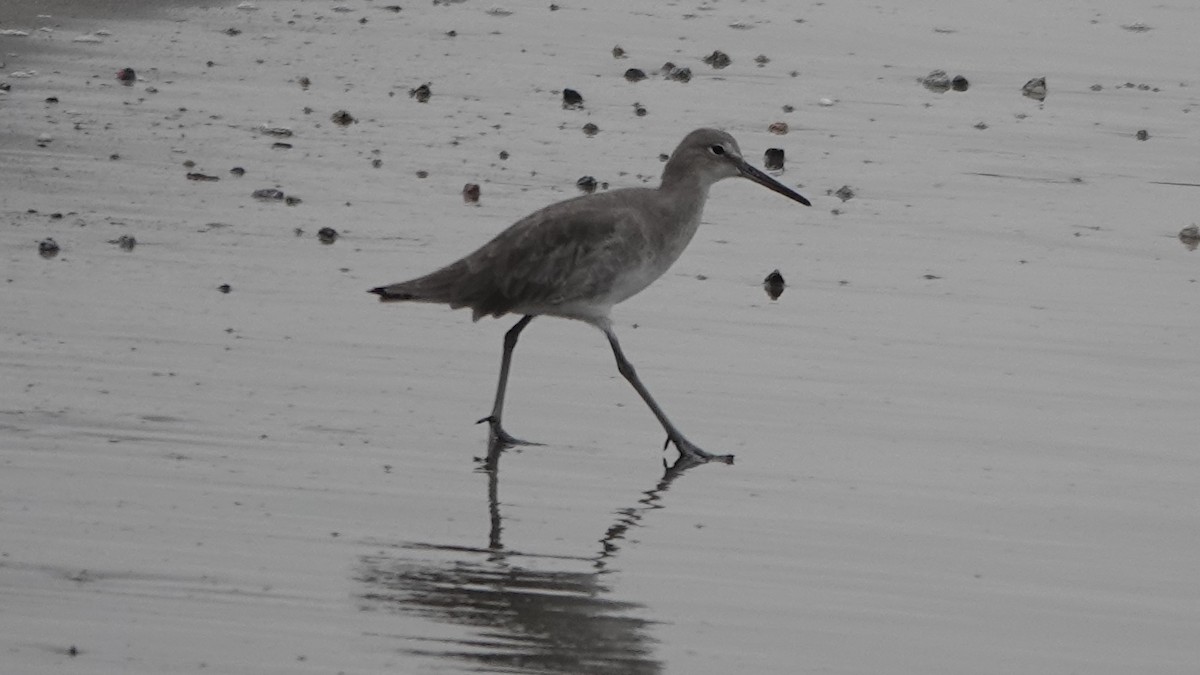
[{"left": 2, "top": 1, "right": 1199, "bottom": 673}]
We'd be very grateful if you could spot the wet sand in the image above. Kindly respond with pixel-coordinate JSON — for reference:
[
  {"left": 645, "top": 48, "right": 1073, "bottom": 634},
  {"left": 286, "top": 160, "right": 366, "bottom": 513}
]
[{"left": 2, "top": 1, "right": 1199, "bottom": 673}]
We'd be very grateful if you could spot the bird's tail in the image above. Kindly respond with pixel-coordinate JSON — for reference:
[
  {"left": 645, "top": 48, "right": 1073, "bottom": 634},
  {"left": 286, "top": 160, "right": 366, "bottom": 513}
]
[{"left": 368, "top": 260, "right": 469, "bottom": 304}]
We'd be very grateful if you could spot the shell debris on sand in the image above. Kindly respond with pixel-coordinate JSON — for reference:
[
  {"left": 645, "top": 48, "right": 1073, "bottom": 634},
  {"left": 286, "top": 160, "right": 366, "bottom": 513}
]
[
  {"left": 1022, "top": 76, "right": 1047, "bottom": 101},
  {"left": 462, "top": 183, "right": 481, "bottom": 204}
]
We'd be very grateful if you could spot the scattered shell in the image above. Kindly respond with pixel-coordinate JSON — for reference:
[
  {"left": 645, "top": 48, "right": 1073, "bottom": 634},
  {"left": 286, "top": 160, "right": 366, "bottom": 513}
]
[
  {"left": 833, "top": 185, "right": 855, "bottom": 202},
  {"left": 1179, "top": 225, "right": 1200, "bottom": 251},
  {"left": 974, "top": 121, "right": 989, "bottom": 130},
  {"left": 73, "top": 33, "right": 104, "bottom": 43},
  {"left": 582, "top": 122, "right": 600, "bottom": 137},
  {"left": 230, "top": 166, "right": 246, "bottom": 176},
  {"left": 284, "top": 195, "right": 302, "bottom": 206},
  {"left": 416, "top": 170, "right": 429, "bottom": 178},
  {"left": 577, "top": 176, "right": 598, "bottom": 193},
  {"left": 223, "top": 27, "right": 242, "bottom": 36},
  {"left": 259, "top": 126, "right": 293, "bottom": 137},
  {"left": 462, "top": 183, "right": 480, "bottom": 204},
  {"left": 236, "top": 1, "right": 258, "bottom": 10},
  {"left": 763, "top": 269, "right": 785, "bottom": 300},
  {"left": 0, "top": 29, "right": 30, "bottom": 36},
  {"left": 38, "top": 238, "right": 60, "bottom": 259},
  {"left": 624, "top": 68, "right": 647, "bottom": 82},
  {"left": 818, "top": 97, "right": 835, "bottom": 106},
  {"left": 919, "top": 69, "right": 951, "bottom": 93},
  {"left": 10, "top": 71, "right": 36, "bottom": 79},
  {"left": 409, "top": 82, "right": 431, "bottom": 102},
  {"left": 271, "top": 142, "right": 292, "bottom": 150},
  {"left": 1121, "top": 22, "right": 1152, "bottom": 32},
  {"left": 383, "top": 5, "right": 402, "bottom": 11},
  {"left": 109, "top": 234, "right": 137, "bottom": 251},
  {"left": 702, "top": 50, "right": 731, "bottom": 69},
  {"left": 562, "top": 88, "right": 584, "bottom": 110},
  {"left": 660, "top": 62, "right": 676, "bottom": 75},
  {"left": 665, "top": 66, "right": 692, "bottom": 83},
  {"left": 218, "top": 284, "right": 232, "bottom": 293},
  {"left": 768, "top": 122, "right": 788, "bottom": 135},
  {"left": 1090, "top": 83, "right": 1103, "bottom": 91},
  {"left": 252, "top": 188, "right": 285, "bottom": 201},
  {"left": 754, "top": 54, "right": 770, "bottom": 66},
  {"left": 764, "top": 148, "right": 785, "bottom": 171},
  {"left": 633, "top": 102, "right": 647, "bottom": 117},
  {"left": 317, "top": 227, "right": 339, "bottom": 244},
  {"left": 1022, "top": 76, "right": 1047, "bottom": 101},
  {"left": 187, "top": 172, "right": 220, "bottom": 181},
  {"left": 1135, "top": 129, "right": 1149, "bottom": 141},
  {"left": 331, "top": 110, "right": 356, "bottom": 126},
  {"left": 612, "top": 45, "right": 626, "bottom": 59}
]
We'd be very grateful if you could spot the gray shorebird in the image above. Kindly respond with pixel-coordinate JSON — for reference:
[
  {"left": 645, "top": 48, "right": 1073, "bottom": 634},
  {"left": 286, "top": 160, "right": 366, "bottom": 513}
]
[{"left": 370, "top": 128, "right": 811, "bottom": 464}]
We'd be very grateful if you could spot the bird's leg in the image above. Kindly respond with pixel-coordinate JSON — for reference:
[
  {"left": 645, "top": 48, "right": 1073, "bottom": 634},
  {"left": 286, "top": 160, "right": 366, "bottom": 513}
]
[
  {"left": 602, "top": 325, "right": 734, "bottom": 464},
  {"left": 477, "top": 315, "right": 541, "bottom": 447}
]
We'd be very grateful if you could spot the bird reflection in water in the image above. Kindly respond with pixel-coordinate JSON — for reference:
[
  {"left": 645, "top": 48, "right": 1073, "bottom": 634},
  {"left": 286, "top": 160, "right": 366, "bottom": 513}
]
[{"left": 356, "top": 446, "right": 709, "bottom": 674}]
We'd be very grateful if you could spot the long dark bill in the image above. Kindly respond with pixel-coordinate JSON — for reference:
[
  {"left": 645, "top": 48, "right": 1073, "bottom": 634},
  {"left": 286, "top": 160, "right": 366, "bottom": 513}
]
[{"left": 738, "top": 161, "right": 811, "bottom": 206}]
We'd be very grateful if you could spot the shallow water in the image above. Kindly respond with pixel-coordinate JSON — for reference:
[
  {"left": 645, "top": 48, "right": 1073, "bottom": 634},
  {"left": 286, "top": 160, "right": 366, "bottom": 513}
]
[{"left": 2, "top": 1, "right": 1199, "bottom": 673}]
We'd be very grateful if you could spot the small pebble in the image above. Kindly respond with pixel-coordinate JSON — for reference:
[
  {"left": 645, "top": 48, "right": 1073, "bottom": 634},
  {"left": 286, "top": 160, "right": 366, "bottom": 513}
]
[
  {"left": 702, "top": 50, "right": 731, "bottom": 69},
  {"left": 763, "top": 269, "right": 785, "bottom": 300},
  {"left": 284, "top": 195, "right": 302, "bottom": 206},
  {"left": 272, "top": 142, "right": 292, "bottom": 150},
  {"left": 582, "top": 122, "right": 599, "bottom": 137},
  {"left": 919, "top": 69, "right": 950, "bottom": 93},
  {"left": 38, "top": 238, "right": 60, "bottom": 259},
  {"left": 218, "top": 284, "right": 232, "bottom": 294},
  {"left": 409, "top": 83, "right": 431, "bottom": 102},
  {"left": 633, "top": 102, "right": 647, "bottom": 117},
  {"left": 562, "top": 88, "right": 584, "bottom": 110},
  {"left": 768, "top": 122, "right": 788, "bottom": 135},
  {"left": 612, "top": 45, "right": 626, "bottom": 59},
  {"left": 372, "top": 158, "right": 383, "bottom": 168},
  {"left": 252, "top": 188, "right": 285, "bottom": 201},
  {"left": 833, "top": 185, "right": 855, "bottom": 202},
  {"left": 624, "top": 68, "right": 647, "bottom": 82},
  {"left": 331, "top": 110, "right": 356, "bottom": 126},
  {"left": 764, "top": 148, "right": 785, "bottom": 171},
  {"left": 951, "top": 75, "right": 969, "bottom": 91},
  {"left": 665, "top": 66, "right": 692, "bottom": 83},
  {"left": 1135, "top": 129, "right": 1149, "bottom": 141},
  {"left": 110, "top": 234, "right": 137, "bottom": 251},
  {"left": 462, "top": 183, "right": 480, "bottom": 203},
  {"left": 499, "top": 150, "right": 509, "bottom": 160},
  {"left": 116, "top": 67, "right": 136, "bottom": 85},
  {"left": 755, "top": 54, "right": 770, "bottom": 66},
  {"left": 577, "top": 176, "right": 598, "bottom": 193},
  {"left": 317, "top": 227, "right": 339, "bottom": 244},
  {"left": 298, "top": 75, "right": 310, "bottom": 90},
  {"left": 186, "top": 172, "right": 220, "bottom": 181},
  {"left": 1179, "top": 225, "right": 1200, "bottom": 251},
  {"left": 260, "top": 126, "right": 293, "bottom": 137},
  {"left": 230, "top": 166, "right": 245, "bottom": 176}
]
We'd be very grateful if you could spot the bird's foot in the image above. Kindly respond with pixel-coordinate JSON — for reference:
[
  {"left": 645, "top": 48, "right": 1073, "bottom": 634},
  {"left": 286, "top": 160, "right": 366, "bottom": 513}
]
[
  {"left": 663, "top": 435, "right": 734, "bottom": 465},
  {"left": 477, "top": 415, "right": 542, "bottom": 448}
]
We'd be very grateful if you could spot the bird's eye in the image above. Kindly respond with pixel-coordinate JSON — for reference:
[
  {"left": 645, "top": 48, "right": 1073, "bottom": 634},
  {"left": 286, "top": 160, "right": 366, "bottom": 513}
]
[{"left": 709, "top": 144, "right": 725, "bottom": 156}]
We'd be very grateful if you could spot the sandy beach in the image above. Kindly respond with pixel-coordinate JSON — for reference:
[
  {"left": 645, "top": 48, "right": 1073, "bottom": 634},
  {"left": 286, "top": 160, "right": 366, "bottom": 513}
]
[{"left": 2, "top": 1, "right": 1198, "bottom": 673}]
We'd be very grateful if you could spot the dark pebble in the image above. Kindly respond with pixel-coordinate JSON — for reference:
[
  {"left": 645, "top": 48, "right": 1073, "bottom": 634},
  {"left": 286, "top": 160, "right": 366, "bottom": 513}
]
[
  {"left": 562, "top": 88, "right": 584, "bottom": 110},
  {"left": 833, "top": 185, "right": 855, "bottom": 202},
  {"left": 633, "top": 102, "right": 647, "bottom": 116},
  {"left": 317, "top": 227, "right": 339, "bottom": 244},
  {"left": 665, "top": 66, "right": 692, "bottom": 83},
  {"left": 186, "top": 172, "right": 220, "bottom": 181},
  {"left": 110, "top": 234, "right": 137, "bottom": 251},
  {"left": 582, "top": 123, "right": 599, "bottom": 136},
  {"left": 271, "top": 142, "right": 292, "bottom": 150},
  {"left": 116, "top": 67, "right": 136, "bottom": 84},
  {"left": 331, "top": 110, "right": 356, "bottom": 126},
  {"left": 951, "top": 75, "right": 969, "bottom": 91},
  {"left": 230, "top": 166, "right": 245, "bottom": 176},
  {"left": 764, "top": 148, "right": 785, "bottom": 171},
  {"left": 624, "top": 68, "right": 647, "bottom": 83},
  {"left": 462, "top": 183, "right": 480, "bottom": 203},
  {"left": 1135, "top": 129, "right": 1149, "bottom": 141},
  {"left": 285, "top": 195, "right": 302, "bottom": 206},
  {"left": 702, "top": 50, "right": 731, "bottom": 69},
  {"left": 763, "top": 269, "right": 785, "bottom": 300},
  {"left": 38, "top": 238, "right": 60, "bottom": 259},
  {"left": 577, "top": 176, "right": 598, "bottom": 193},
  {"left": 218, "top": 284, "right": 232, "bottom": 293},
  {"left": 409, "top": 83, "right": 431, "bottom": 102},
  {"left": 252, "top": 188, "right": 285, "bottom": 201}
]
